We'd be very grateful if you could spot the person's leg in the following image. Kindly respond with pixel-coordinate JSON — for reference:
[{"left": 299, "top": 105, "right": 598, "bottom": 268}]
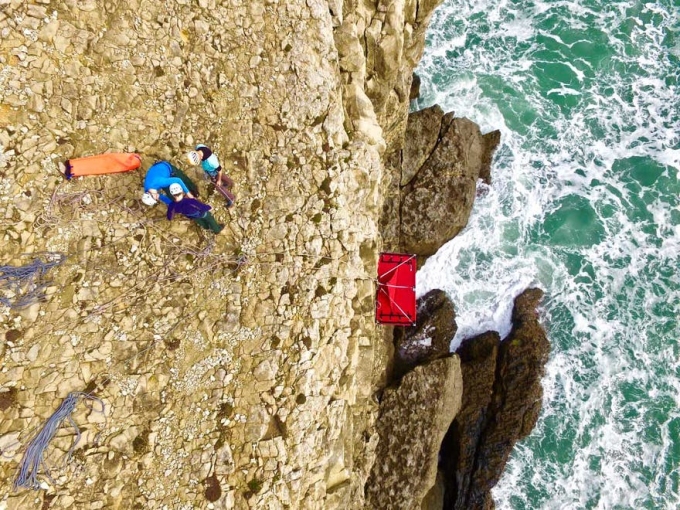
[
  {"left": 219, "top": 174, "right": 234, "bottom": 189},
  {"left": 170, "top": 164, "right": 200, "bottom": 196},
  {"left": 193, "top": 216, "right": 209, "bottom": 230},
  {"left": 197, "top": 212, "right": 223, "bottom": 233},
  {"left": 214, "top": 181, "right": 235, "bottom": 207}
]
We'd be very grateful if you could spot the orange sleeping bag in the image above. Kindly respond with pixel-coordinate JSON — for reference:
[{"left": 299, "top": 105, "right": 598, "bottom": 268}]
[{"left": 64, "top": 153, "right": 142, "bottom": 180}]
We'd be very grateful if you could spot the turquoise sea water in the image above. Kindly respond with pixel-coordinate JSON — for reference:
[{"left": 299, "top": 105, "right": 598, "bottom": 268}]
[{"left": 415, "top": 1, "right": 680, "bottom": 508}]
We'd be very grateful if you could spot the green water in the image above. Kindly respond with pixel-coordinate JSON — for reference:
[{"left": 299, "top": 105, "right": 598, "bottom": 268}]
[{"left": 416, "top": 0, "right": 680, "bottom": 508}]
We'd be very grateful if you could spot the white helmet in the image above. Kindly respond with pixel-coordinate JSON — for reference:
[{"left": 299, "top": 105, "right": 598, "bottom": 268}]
[
  {"left": 141, "top": 192, "right": 157, "bottom": 206},
  {"left": 187, "top": 151, "right": 201, "bottom": 166},
  {"left": 169, "top": 183, "right": 183, "bottom": 195}
]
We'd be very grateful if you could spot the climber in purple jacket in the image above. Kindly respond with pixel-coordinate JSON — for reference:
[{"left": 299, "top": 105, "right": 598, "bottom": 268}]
[{"left": 166, "top": 183, "right": 224, "bottom": 234}]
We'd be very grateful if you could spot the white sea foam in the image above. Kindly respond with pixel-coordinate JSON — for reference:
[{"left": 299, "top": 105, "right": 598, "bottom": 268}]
[
  {"left": 417, "top": 0, "right": 680, "bottom": 508},
  {"left": 546, "top": 87, "right": 582, "bottom": 96}
]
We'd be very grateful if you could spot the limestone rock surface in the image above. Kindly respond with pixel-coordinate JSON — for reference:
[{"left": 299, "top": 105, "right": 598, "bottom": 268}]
[
  {"left": 0, "top": 1, "right": 392, "bottom": 508},
  {"left": 338, "top": 0, "right": 447, "bottom": 254}
]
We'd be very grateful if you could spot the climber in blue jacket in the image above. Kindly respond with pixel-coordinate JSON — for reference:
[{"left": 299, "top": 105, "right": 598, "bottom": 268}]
[{"left": 141, "top": 160, "right": 199, "bottom": 206}]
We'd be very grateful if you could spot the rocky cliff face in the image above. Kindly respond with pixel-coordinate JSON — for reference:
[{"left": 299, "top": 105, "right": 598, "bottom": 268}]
[
  {"left": 396, "top": 289, "right": 550, "bottom": 510},
  {"left": 400, "top": 106, "right": 501, "bottom": 259},
  {"left": 392, "top": 288, "right": 456, "bottom": 379},
  {"left": 365, "top": 356, "right": 462, "bottom": 510},
  {"left": 1, "top": 1, "right": 387, "bottom": 508}
]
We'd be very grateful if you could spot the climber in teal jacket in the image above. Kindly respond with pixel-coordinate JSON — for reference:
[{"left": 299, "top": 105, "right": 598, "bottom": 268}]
[{"left": 187, "top": 145, "right": 236, "bottom": 207}]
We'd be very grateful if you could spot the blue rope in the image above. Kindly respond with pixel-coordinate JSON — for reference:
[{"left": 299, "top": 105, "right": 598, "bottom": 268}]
[
  {"left": 0, "top": 252, "right": 66, "bottom": 309},
  {"left": 13, "top": 392, "right": 105, "bottom": 491}
]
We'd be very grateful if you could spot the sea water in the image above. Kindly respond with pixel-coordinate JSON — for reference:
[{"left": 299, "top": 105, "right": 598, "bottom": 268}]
[{"left": 414, "top": 1, "right": 680, "bottom": 508}]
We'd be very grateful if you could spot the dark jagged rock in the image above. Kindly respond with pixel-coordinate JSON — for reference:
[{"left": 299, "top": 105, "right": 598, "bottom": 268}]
[
  {"left": 400, "top": 111, "right": 501, "bottom": 258},
  {"left": 501, "top": 288, "right": 550, "bottom": 440},
  {"left": 365, "top": 356, "right": 463, "bottom": 510},
  {"left": 441, "top": 288, "right": 549, "bottom": 510},
  {"left": 441, "top": 331, "right": 501, "bottom": 510},
  {"left": 370, "top": 289, "right": 549, "bottom": 510},
  {"left": 478, "top": 129, "right": 501, "bottom": 185},
  {"left": 410, "top": 72, "right": 422, "bottom": 101},
  {"left": 393, "top": 289, "right": 457, "bottom": 379}
]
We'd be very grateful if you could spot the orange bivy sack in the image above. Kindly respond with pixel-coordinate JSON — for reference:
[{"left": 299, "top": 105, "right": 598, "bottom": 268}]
[{"left": 64, "top": 153, "right": 142, "bottom": 180}]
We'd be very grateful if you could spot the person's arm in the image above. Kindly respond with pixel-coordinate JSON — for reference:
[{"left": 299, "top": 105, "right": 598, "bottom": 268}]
[
  {"left": 212, "top": 156, "right": 222, "bottom": 183},
  {"left": 187, "top": 198, "right": 211, "bottom": 214},
  {"left": 166, "top": 203, "right": 175, "bottom": 220},
  {"left": 159, "top": 194, "right": 172, "bottom": 206}
]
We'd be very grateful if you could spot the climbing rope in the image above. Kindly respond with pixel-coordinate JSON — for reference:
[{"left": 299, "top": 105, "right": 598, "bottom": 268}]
[
  {"left": 8, "top": 304, "right": 204, "bottom": 491},
  {"left": 0, "top": 252, "right": 66, "bottom": 308},
  {"left": 13, "top": 392, "right": 105, "bottom": 491}
]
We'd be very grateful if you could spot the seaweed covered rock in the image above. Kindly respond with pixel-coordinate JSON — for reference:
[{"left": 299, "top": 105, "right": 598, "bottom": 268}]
[{"left": 442, "top": 288, "right": 549, "bottom": 510}]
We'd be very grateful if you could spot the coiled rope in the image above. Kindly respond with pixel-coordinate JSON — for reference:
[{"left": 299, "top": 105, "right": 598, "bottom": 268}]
[
  {"left": 13, "top": 392, "right": 105, "bottom": 491},
  {"left": 0, "top": 252, "right": 66, "bottom": 308}
]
